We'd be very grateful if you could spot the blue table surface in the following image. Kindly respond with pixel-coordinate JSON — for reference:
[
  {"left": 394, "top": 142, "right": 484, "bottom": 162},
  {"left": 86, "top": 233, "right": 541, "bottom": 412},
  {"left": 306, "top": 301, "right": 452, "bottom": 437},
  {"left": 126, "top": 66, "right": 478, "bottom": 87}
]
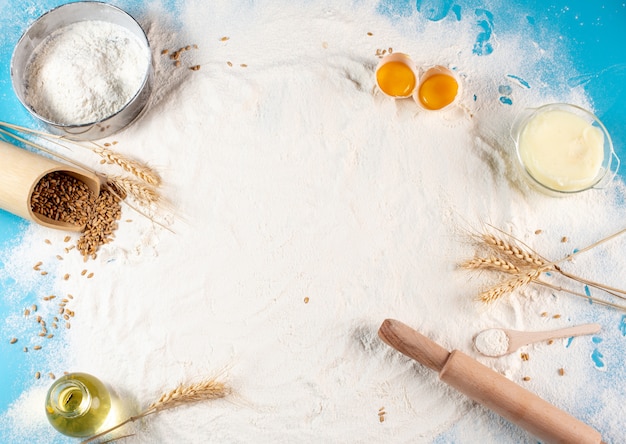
[{"left": 0, "top": 0, "right": 624, "bottom": 442}]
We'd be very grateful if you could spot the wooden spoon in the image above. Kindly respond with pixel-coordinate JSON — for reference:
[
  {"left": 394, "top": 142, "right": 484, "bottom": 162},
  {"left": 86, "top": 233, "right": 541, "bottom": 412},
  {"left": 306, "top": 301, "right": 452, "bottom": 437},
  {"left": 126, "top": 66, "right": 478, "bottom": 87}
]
[{"left": 473, "top": 323, "right": 601, "bottom": 357}]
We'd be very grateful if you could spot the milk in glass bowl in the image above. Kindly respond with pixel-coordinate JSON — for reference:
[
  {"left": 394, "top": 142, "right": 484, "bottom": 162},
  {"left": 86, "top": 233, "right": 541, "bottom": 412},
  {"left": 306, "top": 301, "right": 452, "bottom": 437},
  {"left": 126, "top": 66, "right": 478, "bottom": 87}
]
[{"left": 511, "top": 103, "right": 619, "bottom": 196}]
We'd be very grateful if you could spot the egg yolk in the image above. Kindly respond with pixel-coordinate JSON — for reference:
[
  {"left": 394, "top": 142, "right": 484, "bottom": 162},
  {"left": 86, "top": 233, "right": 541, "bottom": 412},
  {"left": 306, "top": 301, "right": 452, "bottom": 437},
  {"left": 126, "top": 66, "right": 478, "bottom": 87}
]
[
  {"left": 417, "top": 73, "right": 458, "bottom": 110},
  {"left": 376, "top": 61, "right": 416, "bottom": 97}
]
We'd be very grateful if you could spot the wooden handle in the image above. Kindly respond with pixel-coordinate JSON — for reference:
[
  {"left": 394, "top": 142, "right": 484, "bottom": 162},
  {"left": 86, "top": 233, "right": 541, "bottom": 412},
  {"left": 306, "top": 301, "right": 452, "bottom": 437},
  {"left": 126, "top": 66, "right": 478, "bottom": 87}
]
[
  {"left": 378, "top": 318, "right": 449, "bottom": 372},
  {"left": 378, "top": 319, "right": 603, "bottom": 444},
  {"left": 507, "top": 323, "right": 601, "bottom": 351}
]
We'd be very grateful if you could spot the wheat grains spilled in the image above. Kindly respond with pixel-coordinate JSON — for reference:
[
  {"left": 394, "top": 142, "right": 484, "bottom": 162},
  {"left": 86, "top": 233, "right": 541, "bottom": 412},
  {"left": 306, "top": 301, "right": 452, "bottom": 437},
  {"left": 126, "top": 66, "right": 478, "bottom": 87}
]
[{"left": 76, "top": 184, "right": 123, "bottom": 260}]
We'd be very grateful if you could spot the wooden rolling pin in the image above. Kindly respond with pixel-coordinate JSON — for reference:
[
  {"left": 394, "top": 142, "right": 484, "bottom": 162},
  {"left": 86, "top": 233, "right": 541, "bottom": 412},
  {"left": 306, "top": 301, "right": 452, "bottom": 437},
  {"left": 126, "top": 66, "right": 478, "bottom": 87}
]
[{"left": 378, "top": 319, "right": 603, "bottom": 444}]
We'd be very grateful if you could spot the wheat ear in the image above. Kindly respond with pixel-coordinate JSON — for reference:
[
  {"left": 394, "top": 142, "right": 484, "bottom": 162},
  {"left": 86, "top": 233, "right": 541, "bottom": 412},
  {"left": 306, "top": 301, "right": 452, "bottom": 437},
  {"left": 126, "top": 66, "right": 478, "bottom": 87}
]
[
  {"left": 460, "top": 256, "right": 520, "bottom": 274},
  {"left": 478, "top": 267, "right": 548, "bottom": 303},
  {"left": 481, "top": 233, "right": 549, "bottom": 268},
  {"left": 93, "top": 146, "right": 162, "bottom": 186},
  {"left": 80, "top": 378, "right": 229, "bottom": 444},
  {"left": 108, "top": 176, "right": 160, "bottom": 206}
]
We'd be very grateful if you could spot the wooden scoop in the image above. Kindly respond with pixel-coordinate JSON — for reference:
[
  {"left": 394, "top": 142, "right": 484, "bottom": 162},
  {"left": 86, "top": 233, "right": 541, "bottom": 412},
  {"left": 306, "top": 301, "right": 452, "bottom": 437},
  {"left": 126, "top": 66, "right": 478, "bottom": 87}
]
[
  {"left": 0, "top": 140, "right": 100, "bottom": 231},
  {"left": 473, "top": 323, "right": 601, "bottom": 357},
  {"left": 378, "top": 319, "right": 604, "bottom": 444}
]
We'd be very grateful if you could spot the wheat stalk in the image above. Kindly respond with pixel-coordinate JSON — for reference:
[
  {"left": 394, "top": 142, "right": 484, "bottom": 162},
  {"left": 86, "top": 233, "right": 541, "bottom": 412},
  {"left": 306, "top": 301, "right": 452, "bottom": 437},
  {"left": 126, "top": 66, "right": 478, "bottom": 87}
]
[
  {"left": 534, "top": 279, "right": 626, "bottom": 311},
  {"left": 467, "top": 227, "right": 626, "bottom": 311},
  {"left": 0, "top": 121, "right": 161, "bottom": 186},
  {"left": 80, "top": 378, "right": 229, "bottom": 444}
]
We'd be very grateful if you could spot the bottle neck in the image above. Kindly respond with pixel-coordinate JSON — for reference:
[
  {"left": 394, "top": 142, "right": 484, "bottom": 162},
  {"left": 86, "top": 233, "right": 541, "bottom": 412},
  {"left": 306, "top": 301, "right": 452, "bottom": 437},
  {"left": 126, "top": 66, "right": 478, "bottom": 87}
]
[{"left": 49, "top": 379, "right": 92, "bottom": 418}]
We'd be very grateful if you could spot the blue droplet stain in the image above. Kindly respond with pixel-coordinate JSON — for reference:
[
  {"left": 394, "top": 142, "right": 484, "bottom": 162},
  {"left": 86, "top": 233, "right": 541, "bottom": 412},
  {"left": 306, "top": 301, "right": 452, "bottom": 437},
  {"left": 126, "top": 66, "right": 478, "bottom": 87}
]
[
  {"left": 591, "top": 348, "right": 605, "bottom": 370},
  {"left": 451, "top": 4, "right": 461, "bottom": 21},
  {"left": 506, "top": 74, "right": 531, "bottom": 89},
  {"left": 499, "top": 96, "right": 513, "bottom": 105},
  {"left": 473, "top": 9, "right": 494, "bottom": 56},
  {"left": 584, "top": 284, "right": 593, "bottom": 305},
  {"left": 498, "top": 85, "right": 513, "bottom": 95},
  {"left": 416, "top": 0, "right": 454, "bottom": 21},
  {"left": 619, "top": 315, "right": 626, "bottom": 336}
]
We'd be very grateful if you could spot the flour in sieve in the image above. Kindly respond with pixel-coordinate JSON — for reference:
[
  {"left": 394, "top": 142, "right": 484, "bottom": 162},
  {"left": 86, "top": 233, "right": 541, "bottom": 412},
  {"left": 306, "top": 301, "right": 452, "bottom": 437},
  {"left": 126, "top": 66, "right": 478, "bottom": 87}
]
[{"left": 24, "top": 20, "right": 149, "bottom": 125}]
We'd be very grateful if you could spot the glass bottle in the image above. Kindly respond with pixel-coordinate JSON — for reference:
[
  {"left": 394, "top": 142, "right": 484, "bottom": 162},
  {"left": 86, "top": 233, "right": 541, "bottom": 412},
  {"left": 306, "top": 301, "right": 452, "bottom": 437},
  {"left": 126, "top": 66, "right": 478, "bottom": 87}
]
[{"left": 45, "top": 372, "right": 112, "bottom": 437}]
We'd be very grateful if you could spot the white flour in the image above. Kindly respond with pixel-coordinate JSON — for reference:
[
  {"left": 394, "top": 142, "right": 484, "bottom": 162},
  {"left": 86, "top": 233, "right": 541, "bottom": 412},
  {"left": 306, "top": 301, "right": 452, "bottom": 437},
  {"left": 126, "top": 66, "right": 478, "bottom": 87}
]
[
  {"left": 1, "top": 1, "right": 626, "bottom": 444},
  {"left": 474, "top": 329, "right": 510, "bottom": 357},
  {"left": 24, "top": 20, "right": 149, "bottom": 125}
]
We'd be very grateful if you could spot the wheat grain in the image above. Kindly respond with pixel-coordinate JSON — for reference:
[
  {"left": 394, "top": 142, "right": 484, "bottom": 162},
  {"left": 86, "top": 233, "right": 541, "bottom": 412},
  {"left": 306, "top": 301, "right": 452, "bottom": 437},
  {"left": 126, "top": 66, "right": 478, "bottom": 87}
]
[{"left": 77, "top": 185, "right": 122, "bottom": 260}]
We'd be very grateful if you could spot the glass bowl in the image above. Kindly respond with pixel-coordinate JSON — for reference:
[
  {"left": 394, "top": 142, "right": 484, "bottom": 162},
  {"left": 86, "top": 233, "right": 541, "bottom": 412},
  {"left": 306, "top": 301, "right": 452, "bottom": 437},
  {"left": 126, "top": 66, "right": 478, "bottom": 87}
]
[{"left": 511, "top": 103, "right": 619, "bottom": 196}]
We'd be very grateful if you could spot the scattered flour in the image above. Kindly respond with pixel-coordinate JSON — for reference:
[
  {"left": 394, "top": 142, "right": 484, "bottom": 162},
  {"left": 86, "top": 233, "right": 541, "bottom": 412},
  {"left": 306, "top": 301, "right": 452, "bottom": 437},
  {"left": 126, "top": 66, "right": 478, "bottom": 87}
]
[
  {"left": 1, "top": 1, "right": 626, "bottom": 444},
  {"left": 24, "top": 20, "right": 149, "bottom": 125}
]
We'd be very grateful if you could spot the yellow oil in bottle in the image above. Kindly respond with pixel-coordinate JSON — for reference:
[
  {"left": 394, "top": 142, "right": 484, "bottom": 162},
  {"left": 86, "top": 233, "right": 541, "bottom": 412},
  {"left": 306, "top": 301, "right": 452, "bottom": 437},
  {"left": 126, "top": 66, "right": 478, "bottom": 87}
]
[
  {"left": 45, "top": 372, "right": 112, "bottom": 437},
  {"left": 417, "top": 73, "right": 459, "bottom": 110},
  {"left": 376, "top": 61, "right": 417, "bottom": 98}
]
